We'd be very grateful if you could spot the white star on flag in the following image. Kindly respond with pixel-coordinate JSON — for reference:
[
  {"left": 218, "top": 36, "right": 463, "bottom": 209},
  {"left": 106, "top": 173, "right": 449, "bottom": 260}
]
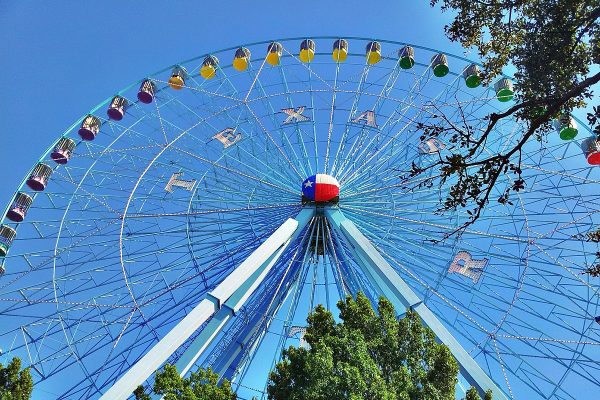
[{"left": 304, "top": 180, "right": 313, "bottom": 188}]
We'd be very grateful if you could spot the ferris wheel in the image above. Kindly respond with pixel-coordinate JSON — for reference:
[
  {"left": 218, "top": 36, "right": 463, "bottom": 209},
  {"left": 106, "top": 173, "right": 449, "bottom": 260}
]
[{"left": 1, "top": 37, "right": 599, "bottom": 400}]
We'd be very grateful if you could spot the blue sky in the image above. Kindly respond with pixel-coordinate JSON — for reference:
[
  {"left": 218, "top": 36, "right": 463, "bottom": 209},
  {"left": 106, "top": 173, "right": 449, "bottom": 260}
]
[
  {"left": 1, "top": 2, "right": 596, "bottom": 209},
  {"left": 1, "top": 1, "right": 594, "bottom": 208},
  {"left": 0, "top": 3, "right": 598, "bottom": 399},
  {"left": 0, "top": 1, "right": 465, "bottom": 207}
]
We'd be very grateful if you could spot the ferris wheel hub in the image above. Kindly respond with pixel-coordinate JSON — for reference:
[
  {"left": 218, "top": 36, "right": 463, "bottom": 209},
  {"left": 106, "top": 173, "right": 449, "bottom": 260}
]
[{"left": 301, "top": 174, "right": 340, "bottom": 204}]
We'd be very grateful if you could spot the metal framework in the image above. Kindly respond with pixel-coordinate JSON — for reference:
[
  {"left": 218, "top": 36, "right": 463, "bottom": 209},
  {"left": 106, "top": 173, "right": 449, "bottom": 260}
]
[
  {"left": 0, "top": 37, "right": 598, "bottom": 400},
  {"left": 326, "top": 208, "right": 506, "bottom": 399}
]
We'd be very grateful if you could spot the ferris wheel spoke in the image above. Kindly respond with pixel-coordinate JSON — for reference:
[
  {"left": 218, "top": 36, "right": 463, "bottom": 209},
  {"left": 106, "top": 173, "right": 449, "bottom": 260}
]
[
  {"left": 169, "top": 146, "right": 297, "bottom": 196},
  {"left": 343, "top": 173, "right": 439, "bottom": 199},
  {"left": 275, "top": 62, "right": 316, "bottom": 175},
  {"left": 337, "top": 112, "right": 423, "bottom": 186},
  {"left": 340, "top": 77, "right": 492, "bottom": 187},
  {"left": 305, "top": 61, "right": 320, "bottom": 172},
  {"left": 322, "top": 62, "right": 400, "bottom": 174},
  {"left": 334, "top": 57, "right": 432, "bottom": 180},
  {"left": 243, "top": 103, "right": 304, "bottom": 179},
  {"left": 324, "top": 58, "right": 341, "bottom": 174},
  {"left": 230, "top": 137, "right": 302, "bottom": 187},
  {"left": 125, "top": 203, "right": 300, "bottom": 220},
  {"left": 2, "top": 38, "right": 598, "bottom": 399},
  {"left": 342, "top": 204, "right": 527, "bottom": 242},
  {"left": 154, "top": 77, "right": 244, "bottom": 105},
  {"left": 244, "top": 68, "right": 314, "bottom": 178},
  {"left": 335, "top": 68, "right": 435, "bottom": 181},
  {"left": 185, "top": 73, "right": 242, "bottom": 104},
  {"left": 329, "top": 60, "right": 373, "bottom": 175},
  {"left": 144, "top": 110, "right": 301, "bottom": 192},
  {"left": 245, "top": 61, "right": 315, "bottom": 177}
]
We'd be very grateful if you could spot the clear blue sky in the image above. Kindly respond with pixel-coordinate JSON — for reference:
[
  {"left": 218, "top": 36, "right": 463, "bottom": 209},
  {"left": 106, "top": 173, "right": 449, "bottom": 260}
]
[
  {"left": 0, "top": 1, "right": 464, "bottom": 208},
  {"left": 0, "top": 3, "right": 597, "bottom": 399},
  {"left": 0, "top": 1, "right": 594, "bottom": 209}
]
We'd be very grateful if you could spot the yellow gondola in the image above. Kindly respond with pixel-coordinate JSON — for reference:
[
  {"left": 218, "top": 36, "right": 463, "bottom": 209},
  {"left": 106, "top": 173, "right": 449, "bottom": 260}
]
[
  {"left": 233, "top": 47, "right": 251, "bottom": 71},
  {"left": 267, "top": 42, "right": 283, "bottom": 66},
  {"left": 299, "top": 39, "right": 316, "bottom": 63},
  {"left": 332, "top": 39, "right": 348, "bottom": 63},
  {"left": 366, "top": 41, "right": 382, "bottom": 65},
  {"left": 168, "top": 66, "right": 187, "bottom": 90},
  {"left": 200, "top": 55, "right": 219, "bottom": 79}
]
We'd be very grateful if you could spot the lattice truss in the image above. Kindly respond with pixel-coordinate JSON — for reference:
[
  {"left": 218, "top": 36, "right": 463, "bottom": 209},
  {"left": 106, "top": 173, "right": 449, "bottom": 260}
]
[{"left": 0, "top": 38, "right": 598, "bottom": 400}]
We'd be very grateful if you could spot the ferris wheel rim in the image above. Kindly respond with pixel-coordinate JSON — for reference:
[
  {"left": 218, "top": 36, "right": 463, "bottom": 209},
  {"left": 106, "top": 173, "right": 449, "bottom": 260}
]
[
  {"left": 0, "top": 36, "right": 597, "bottom": 400},
  {"left": 3, "top": 35, "right": 595, "bottom": 229}
]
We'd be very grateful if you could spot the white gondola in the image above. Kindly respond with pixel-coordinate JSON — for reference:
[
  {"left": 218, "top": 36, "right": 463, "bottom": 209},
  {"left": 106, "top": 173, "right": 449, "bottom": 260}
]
[
  {"left": 137, "top": 79, "right": 156, "bottom": 104},
  {"left": 26, "top": 163, "right": 52, "bottom": 192},
  {"left": 78, "top": 115, "right": 101, "bottom": 141},
  {"left": 6, "top": 192, "right": 32, "bottom": 222},
  {"left": 50, "top": 137, "right": 76, "bottom": 164},
  {"left": 0, "top": 225, "right": 16, "bottom": 257},
  {"left": 107, "top": 96, "right": 128, "bottom": 121}
]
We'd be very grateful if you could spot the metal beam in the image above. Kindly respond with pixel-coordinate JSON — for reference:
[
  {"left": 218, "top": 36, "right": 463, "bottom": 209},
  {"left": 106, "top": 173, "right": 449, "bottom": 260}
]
[
  {"left": 326, "top": 208, "right": 507, "bottom": 400},
  {"left": 210, "top": 255, "right": 302, "bottom": 379},
  {"left": 209, "top": 210, "right": 315, "bottom": 379},
  {"left": 100, "top": 208, "right": 314, "bottom": 400},
  {"left": 173, "top": 208, "right": 314, "bottom": 378}
]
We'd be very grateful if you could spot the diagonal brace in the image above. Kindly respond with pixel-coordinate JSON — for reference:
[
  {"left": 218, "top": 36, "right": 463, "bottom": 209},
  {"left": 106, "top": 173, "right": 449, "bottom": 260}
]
[
  {"left": 100, "top": 208, "right": 314, "bottom": 400},
  {"left": 326, "top": 208, "right": 507, "bottom": 400}
]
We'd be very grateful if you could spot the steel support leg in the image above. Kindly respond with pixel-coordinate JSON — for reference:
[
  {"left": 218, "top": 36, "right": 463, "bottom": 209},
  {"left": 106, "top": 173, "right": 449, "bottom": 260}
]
[
  {"left": 326, "top": 208, "right": 507, "bottom": 400},
  {"left": 100, "top": 208, "right": 314, "bottom": 400},
  {"left": 173, "top": 208, "right": 314, "bottom": 378}
]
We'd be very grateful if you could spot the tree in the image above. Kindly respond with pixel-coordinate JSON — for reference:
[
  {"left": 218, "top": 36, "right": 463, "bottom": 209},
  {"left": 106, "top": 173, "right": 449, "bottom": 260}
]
[
  {"left": 267, "top": 292, "right": 461, "bottom": 400},
  {"left": 410, "top": 1, "right": 600, "bottom": 241},
  {"left": 0, "top": 357, "right": 33, "bottom": 400},
  {"left": 465, "top": 386, "right": 479, "bottom": 400},
  {"left": 134, "top": 365, "right": 236, "bottom": 400},
  {"left": 465, "top": 386, "right": 493, "bottom": 400}
]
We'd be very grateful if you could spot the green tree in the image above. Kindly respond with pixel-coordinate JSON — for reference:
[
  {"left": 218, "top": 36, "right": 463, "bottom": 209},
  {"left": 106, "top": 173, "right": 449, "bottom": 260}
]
[
  {"left": 267, "top": 292, "right": 461, "bottom": 400},
  {"left": 465, "top": 386, "right": 479, "bottom": 400},
  {"left": 464, "top": 386, "right": 493, "bottom": 400},
  {"left": 0, "top": 357, "right": 33, "bottom": 400},
  {"left": 134, "top": 365, "right": 236, "bottom": 400},
  {"left": 409, "top": 1, "right": 600, "bottom": 242}
]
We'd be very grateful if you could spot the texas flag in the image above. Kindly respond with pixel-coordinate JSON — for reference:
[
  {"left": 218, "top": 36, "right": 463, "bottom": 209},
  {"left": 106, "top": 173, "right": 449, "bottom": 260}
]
[{"left": 302, "top": 174, "right": 340, "bottom": 202}]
